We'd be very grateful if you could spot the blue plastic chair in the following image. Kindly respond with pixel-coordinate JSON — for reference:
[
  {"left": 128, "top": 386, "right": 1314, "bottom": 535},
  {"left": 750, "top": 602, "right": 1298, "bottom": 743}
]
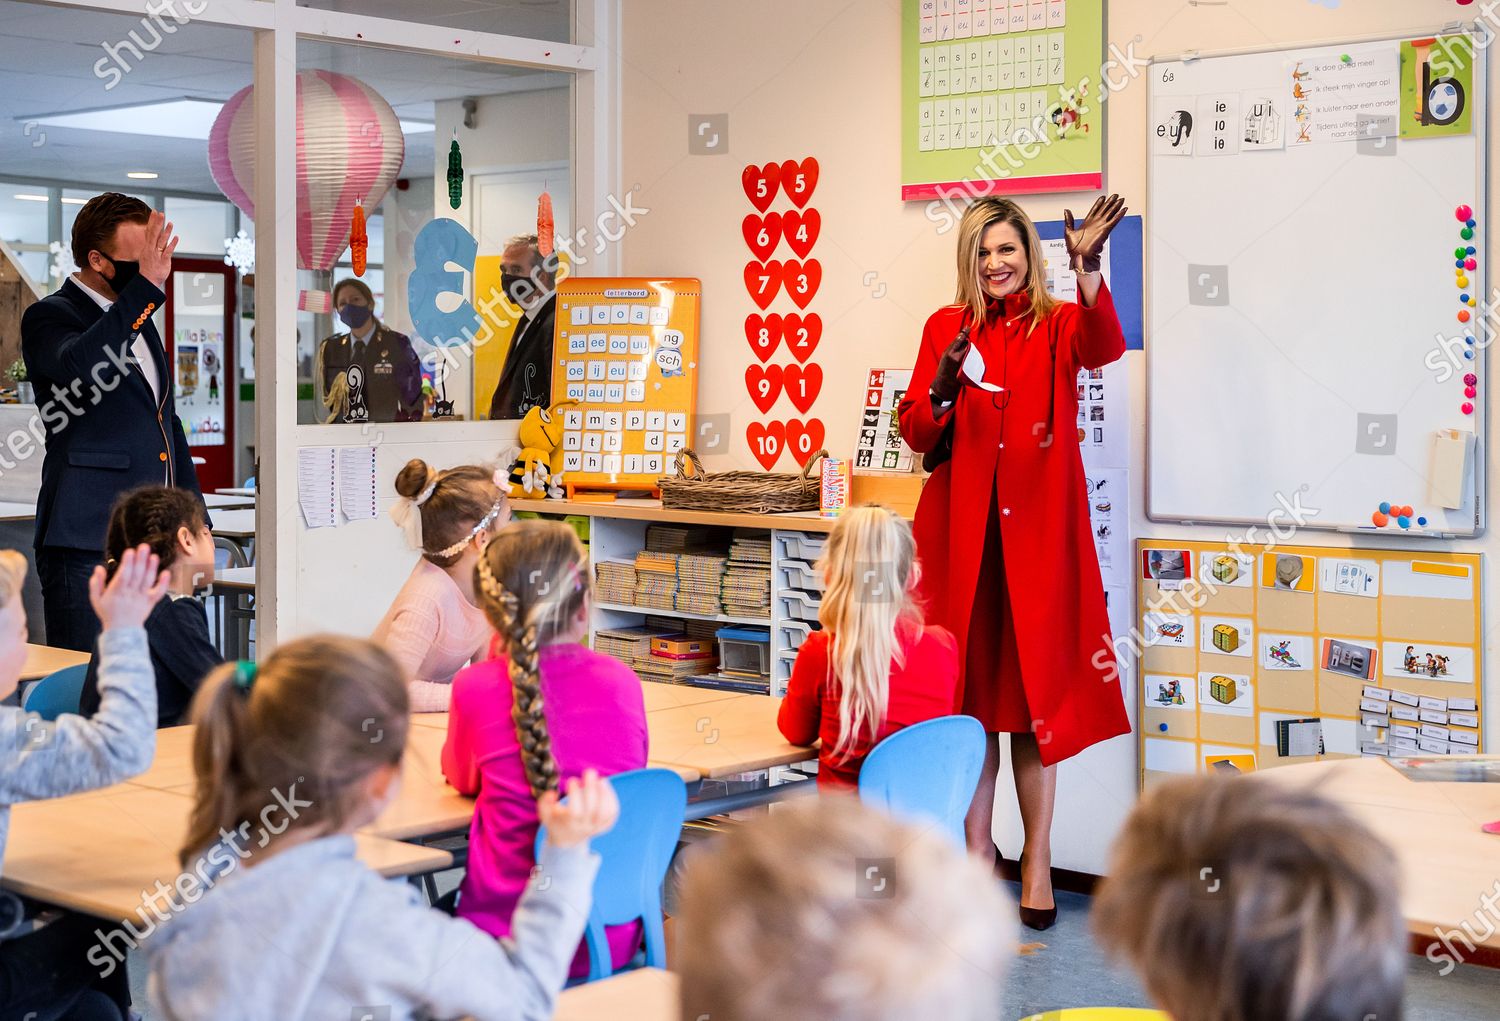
[
  {"left": 534, "top": 767, "right": 687, "bottom": 983},
  {"left": 23, "top": 664, "right": 88, "bottom": 722},
  {"left": 241, "top": 475, "right": 256, "bottom": 489},
  {"left": 858, "top": 715, "right": 986, "bottom": 848}
]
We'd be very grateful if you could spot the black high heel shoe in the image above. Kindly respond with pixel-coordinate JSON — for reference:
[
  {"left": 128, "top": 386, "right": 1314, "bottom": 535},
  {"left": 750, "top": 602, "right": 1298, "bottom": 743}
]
[{"left": 1017, "top": 853, "right": 1058, "bottom": 932}]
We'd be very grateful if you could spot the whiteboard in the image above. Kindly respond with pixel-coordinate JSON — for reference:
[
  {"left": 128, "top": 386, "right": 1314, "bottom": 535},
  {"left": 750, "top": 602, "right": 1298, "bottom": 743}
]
[{"left": 1146, "top": 31, "right": 1486, "bottom": 536}]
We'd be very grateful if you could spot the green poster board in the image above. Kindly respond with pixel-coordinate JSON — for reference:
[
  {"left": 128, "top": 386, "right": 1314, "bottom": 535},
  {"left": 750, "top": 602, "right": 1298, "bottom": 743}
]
[{"left": 901, "top": 0, "right": 1105, "bottom": 201}]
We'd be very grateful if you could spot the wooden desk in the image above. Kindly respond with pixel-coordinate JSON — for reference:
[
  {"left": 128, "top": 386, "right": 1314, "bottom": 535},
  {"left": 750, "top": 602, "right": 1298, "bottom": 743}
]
[
  {"left": 214, "top": 487, "right": 257, "bottom": 498},
  {"left": 0, "top": 501, "right": 35, "bottom": 522},
  {"left": 209, "top": 509, "right": 256, "bottom": 539},
  {"left": 124, "top": 724, "right": 198, "bottom": 791},
  {"left": 212, "top": 566, "right": 256, "bottom": 592},
  {"left": 646, "top": 695, "right": 812, "bottom": 779},
  {"left": 22, "top": 644, "right": 89, "bottom": 682},
  {"left": 367, "top": 722, "right": 478, "bottom": 841},
  {"left": 2, "top": 785, "right": 452, "bottom": 922},
  {"left": 554, "top": 967, "right": 677, "bottom": 1021},
  {"left": 640, "top": 680, "right": 745, "bottom": 713},
  {"left": 1254, "top": 757, "right": 1500, "bottom": 948}
]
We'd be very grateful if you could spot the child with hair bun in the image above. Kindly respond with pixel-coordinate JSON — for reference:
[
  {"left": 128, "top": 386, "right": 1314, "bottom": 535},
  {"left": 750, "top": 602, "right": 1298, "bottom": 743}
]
[
  {"left": 372, "top": 458, "right": 508, "bottom": 711},
  {"left": 442, "top": 519, "right": 649, "bottom": 978},
  {"left": 148, "top": 634, "right": 618, "bottom": 1021}
]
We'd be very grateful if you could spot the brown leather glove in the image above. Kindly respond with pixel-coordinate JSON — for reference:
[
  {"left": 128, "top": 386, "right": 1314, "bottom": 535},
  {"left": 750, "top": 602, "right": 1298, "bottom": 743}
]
[
  {"left": 928, "top": 324, "right": 972, "bottom": 406},
  {"left": 1063, "top": 193, "right": 1128, "bottom": 275}
]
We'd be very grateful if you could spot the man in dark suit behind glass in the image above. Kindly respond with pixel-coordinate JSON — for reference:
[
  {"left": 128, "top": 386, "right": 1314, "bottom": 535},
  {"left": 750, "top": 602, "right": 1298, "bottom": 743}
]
[
  {"left": 487, "top": 233, "right": 559, "bottom": 420},
  {"left": 20, "top": 193, "right": 206, "bottom": 650}
]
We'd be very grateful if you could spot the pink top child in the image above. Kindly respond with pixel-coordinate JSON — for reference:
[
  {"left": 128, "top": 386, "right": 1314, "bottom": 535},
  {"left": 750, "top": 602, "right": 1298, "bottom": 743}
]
[
  {"left": 372, "top": 559, "right": 494, "bottom": 712},
  {"left": 442, "top": 639, "right": 649, "bottom": 976}
]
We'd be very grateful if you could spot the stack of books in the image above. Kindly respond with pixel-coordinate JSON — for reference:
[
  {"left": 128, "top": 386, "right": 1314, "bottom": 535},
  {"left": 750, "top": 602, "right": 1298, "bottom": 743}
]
[
  {"left": 594, "top": 620, "right": 681, "bottom": 674},
  {"left": 675, "top": 553, "right": 729, "bottom": 616},
  {"left": 721, "top": 532, "right": 773, "bottom": 619},
  {"left": 638, "top": 633, "right": 719, "bottom": 682},
  {"left": 633, "top": 550, "right": 680, "bottom": 612},
  {"left": 594, "top": 559, "right": 637, "bottom": 605}
]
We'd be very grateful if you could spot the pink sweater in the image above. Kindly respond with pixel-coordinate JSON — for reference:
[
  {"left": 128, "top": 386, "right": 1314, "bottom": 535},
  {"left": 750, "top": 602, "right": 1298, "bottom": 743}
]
[
  {"left": 371, "top": 559, "right": 494, "bottom": 712},
  {"left": 442, "top": 641, "right": 649, "bottom": 976}
]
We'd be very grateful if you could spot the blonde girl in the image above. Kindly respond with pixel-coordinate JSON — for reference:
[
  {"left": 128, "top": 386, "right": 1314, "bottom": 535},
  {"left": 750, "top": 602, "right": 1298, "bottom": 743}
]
[
  {"left": 147, "top": 634, "right": 617, "bottom": 1021},
  {"left": 777, "top": 505, "right": 960, "bottom": 788},
  {"left": 442, "top": 519, "right": 648, "bottom": 978},
  {"left": 373, "top": 458, "right": 509, "bottom": 710}
]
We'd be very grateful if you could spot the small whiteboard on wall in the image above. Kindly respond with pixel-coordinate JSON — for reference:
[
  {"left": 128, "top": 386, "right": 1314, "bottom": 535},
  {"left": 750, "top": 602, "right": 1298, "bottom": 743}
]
[{"left": 1146, "top": 30, "right": 1486, "bottom": 536}]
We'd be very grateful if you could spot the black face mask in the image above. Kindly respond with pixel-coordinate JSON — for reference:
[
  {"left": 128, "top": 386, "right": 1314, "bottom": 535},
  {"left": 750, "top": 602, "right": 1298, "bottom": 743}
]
[
  {"left": 99, "top": 255, "right": 140, "bottom": 295},
  {"left": 501, "top": 272, "right": 535, "bottom": 305}
]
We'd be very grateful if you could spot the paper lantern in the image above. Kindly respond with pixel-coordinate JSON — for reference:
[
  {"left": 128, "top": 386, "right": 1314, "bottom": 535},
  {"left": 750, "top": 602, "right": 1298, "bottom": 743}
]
[{"left": 208, "top": 70, "right": 405, "bottom": 272}]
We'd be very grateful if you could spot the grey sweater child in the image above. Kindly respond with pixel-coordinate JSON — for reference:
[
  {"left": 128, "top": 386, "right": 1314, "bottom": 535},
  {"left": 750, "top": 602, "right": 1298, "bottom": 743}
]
[
  {"left": 0, "top": 628, "right": 157, "bottom": 874},
  {"left": 146, "top": 805, "right": 600, "bottom": 1021}
]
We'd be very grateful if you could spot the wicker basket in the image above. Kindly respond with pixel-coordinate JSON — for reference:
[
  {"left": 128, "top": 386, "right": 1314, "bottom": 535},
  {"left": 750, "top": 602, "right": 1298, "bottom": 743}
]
[{"left": 659, "top": 448, "right": 829, "bottom": 514}]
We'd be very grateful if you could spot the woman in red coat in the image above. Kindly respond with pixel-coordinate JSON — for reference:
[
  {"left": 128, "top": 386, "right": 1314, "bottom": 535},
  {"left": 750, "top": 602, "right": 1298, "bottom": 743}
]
[{"left": 898, "top": 195, "right": 1130, "bottom": 930}]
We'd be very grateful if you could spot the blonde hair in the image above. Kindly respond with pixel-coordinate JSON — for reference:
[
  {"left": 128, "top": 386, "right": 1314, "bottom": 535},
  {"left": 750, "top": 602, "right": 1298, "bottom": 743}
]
[
  {"left": 0, "top": 550, "right": 27, "bottom": 609},
  {"left": 1093, "top": 775, "right": 1405, "bottom": 1021},
  {"left": 954, "top": 197, "right": 1057, "bottom": 330},
  {"left": 816, "top": 506, "right": 921, "bottom": 760},
  {"left": 179, "top": 636, "right": 409, "bottom": 866},
  {"left": 677, "top": 795, "right": 1015, "bottom": 1021},
  {"left": 394, "top": 459, "right": 507, "bottom": 567},
  {"left": 473, "top": 520, "right": 590, "bottom": 799}
]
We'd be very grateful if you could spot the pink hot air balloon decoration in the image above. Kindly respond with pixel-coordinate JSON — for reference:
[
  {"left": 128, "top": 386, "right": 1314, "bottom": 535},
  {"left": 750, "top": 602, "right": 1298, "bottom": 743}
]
[{"left": 208, "top": 70, "right": 405, "bottom": 309}]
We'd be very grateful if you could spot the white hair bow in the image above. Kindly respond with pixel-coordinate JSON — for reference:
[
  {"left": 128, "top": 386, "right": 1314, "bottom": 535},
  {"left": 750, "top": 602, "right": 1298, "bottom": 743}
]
[{"left": 389, "top": 476, "right": 438, "bottom": 551}]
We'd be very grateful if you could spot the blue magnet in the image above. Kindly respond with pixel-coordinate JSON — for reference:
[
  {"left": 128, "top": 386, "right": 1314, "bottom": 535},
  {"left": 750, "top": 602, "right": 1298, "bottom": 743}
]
[
  {"left": 1462, "top": 294, "right": 1471, "bottom": 302},
  {"left": 1379, "top": 501, "right": 1392, "bottom": 514},
  {"left": 1468, "top": 246, "right": 1478, "bottom": 255},
  {"left": 1397, "top": 515, "right": 1411, "bottom": 528},
  {"left": 1158, "top": 723, "right": 1168, "bottom": 732},
  {"left": 1468, "top": 218, "right": 1477, "bottom": 229},
  {"left": 1466, "top": 350, "right": 1475, "bottom": 359},
  {"left": 1417, "top": 516, "right": 1428, "bottom": 526}
]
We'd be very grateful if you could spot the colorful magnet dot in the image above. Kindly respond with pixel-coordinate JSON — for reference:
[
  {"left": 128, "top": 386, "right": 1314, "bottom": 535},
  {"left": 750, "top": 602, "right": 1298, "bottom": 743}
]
[
  {"left": 1462, "top": 227, "right": 1475, "bottom": 240},
  {"left": 1468, "top": 219, "right": 1477, "bottom": 229},
  {"left": 1466, "top": 350, "right": 1475, "bottom": 359},
  {"left": 1468, "top": 246, "right": 1477, "bottom": 255},
  {"left": 1457, "top": 247, "right": 1469, "bottom": 259},
  {"left": 1372, "top": 511, "right": 1389, "bottom": 527},
  {"left": 1457, "top": 260, "right": 1468, "bottom": 269},
  {"left": 1398, "top": 515, "right": 1411, "bottom": 528},
  {"left": 1458, "top": 205, "right": 1473, "bottom": 221},
  {"left": 1464, "top": 372, "right": 1477, "bottom": 385},
  {"left": 1470, "top": 298, "right": 1478, "bottom": 307},
  {"left": 1418, "top": 516, "right": 1428, "bottom": 526},
  {"left": 1461, "top": 293, "right": 1471, "bottom": 302},
  {"left": 1158, "top": 723, "right": 1168, "bottom": 732},
  {"left": 1462, "top": 402, "right": 1475, "bottom": 414},
  {"left": 1467, "top": 258, "right": 1479, "bottom": 270},
  {"left": 1466, "top": 386, "right": 1477, "bottom": 398},
  {"left": 1458, "top": 309, "right": 1471, "bottom": 322},
  {"left": 1458, "top": 277, "right": 1470, "bottom": 290},
  {"left": 1467, "top": 335, "right": 1475, "bottom": 344},
  {"left": 1378, "top": 501, "right": 1391, "bottom": 515}
]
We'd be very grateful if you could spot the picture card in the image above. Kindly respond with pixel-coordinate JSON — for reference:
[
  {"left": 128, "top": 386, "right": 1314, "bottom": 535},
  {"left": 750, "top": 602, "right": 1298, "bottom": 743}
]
[
  {"left": 1262, "top": 552, "right": 1314, "bottom": 592},
  {"left": 1239, "top": 93, "right": 1286, "bottom": 149},
  {"left": 1450, "top": 712, "right": 1480, "bottom": 729},
  {"left": 1450, "top": 697, "right": 1478, "bottom": 712},
  {"left": 1261, "top": 634, "right": 1313, "bottom": 671},
  {"left": 1143, "top": 549, "right": 1192, "bottom": 587},
  {"left": 1145, "top": 674, "right": 1195, "bottom": 711},
  {"left": 1144, "top": 737, "right": 1198, "bottom": 775},
  {"left": 1143, "top": 611, "right": 1192, "bottom": 648},
  {"left": 1203, "top": 750, "right": 1256, "bottom": 774},
  {"left": 1200, "top": 616, "right": 1254, "bottom": 658},
  {"left": 1320, "top": 558, "right": 1380, "bottom": 598},
  {"left": 1390, "top": 690, "right": 1421, "bottom": 708},
  {"left": 1381, "top": 642, "right": 1474, "bottom": 684},
  {"left": 1362, "top": 685, "right": 1391, "bottom": 702},
  {"left": 1151, "top": 97, "right": 1197, "bottom": 155},
  {"left": 1321, "top": 638, "right": 1376, "bottom": 680},
  {"left": 1200, "top": 551, "right": 1253, "bottom": 588},
  {"left": 1390, "top": 704, "right": 1420, "bottom": 722},
  {"left": 1199, "top": 671, "right": 1253, "bottom": 715},
  {"left": 1383, "top": 559, "right": 1472, "bottom": 600}
]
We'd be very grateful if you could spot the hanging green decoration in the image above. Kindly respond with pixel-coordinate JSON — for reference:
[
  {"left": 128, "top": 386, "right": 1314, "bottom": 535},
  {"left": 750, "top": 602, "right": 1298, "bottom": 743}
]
[{"left": 446, "top": 133, "right": 464, "bottom": 210}]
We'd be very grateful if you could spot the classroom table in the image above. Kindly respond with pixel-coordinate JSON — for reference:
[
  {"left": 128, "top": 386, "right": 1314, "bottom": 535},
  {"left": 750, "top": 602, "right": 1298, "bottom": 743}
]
[
  {"left": 214, "top": 487, "right": 257, "bottom": 498},
  {"left": 21, "top": 643, "right": 89, "bottom": 682},
  {"left": 366, "top": 722, "right": 484, "bottom": 841},
  {"left": 1253, "top": 756, "right": 1500, "bottom": 952},
  {"left": 645, "top": 696, "right": 809, "bottom": 779},
  {"left": 209, "top": 508, "right": 256, "bottom": 538},
  {"left": 209, "top": 565, "right": 255, "bottom": 659},
  {"left": 639, "top": 680, "right": 745, "bottom": 713},
  {"left": 122, "top": 724, "right": 198, "bottom": 791},
  {"left": 1, "top": 784, "right": 452, "bottom": 923},
  {"left": 553, "top": 967, "right": 677, "bottom": 1021},
  {"left": 0, "top": 501, "right": 35, "bottom": 522},
  {"left": 203, "top": 492, "right": 255, "bottom": 510}
]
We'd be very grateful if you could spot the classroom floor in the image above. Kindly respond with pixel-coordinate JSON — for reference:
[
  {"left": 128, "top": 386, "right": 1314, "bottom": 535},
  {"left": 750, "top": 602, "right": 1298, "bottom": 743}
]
[{"left": 124, "top": 872, "right": 1500, "bottom": 1020}]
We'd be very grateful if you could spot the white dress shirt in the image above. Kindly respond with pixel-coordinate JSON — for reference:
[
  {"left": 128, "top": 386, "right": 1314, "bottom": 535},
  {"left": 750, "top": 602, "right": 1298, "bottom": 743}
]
[{"left": 72, "top": 274, "right": 161, "bottom": 403}]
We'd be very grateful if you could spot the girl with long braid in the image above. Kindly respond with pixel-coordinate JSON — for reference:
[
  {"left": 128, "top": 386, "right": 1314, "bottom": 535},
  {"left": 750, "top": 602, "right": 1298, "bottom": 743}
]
[{"left": 442, "top": 519, "right": 649, "bottom": 977}]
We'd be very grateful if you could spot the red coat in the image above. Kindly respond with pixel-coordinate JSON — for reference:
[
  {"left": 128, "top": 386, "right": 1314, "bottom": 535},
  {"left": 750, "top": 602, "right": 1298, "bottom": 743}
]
[{"left": 897, "top": 283, "right": 1130, "bottom": 766}]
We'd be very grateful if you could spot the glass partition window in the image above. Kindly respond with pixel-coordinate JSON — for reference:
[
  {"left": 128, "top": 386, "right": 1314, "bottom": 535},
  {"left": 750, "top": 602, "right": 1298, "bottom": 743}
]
[{"left": 296, "top": 0, "right": 574, "bottom": 44}]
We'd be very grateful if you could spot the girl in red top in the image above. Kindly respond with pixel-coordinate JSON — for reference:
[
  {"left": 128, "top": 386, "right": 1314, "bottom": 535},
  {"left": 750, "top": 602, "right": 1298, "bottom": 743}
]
[
  {"left": 897, "top": 195, "right": 1131, "bottom": 931},
  {"left": 777, "top": 505, "right": 959, "bottom": 789}
]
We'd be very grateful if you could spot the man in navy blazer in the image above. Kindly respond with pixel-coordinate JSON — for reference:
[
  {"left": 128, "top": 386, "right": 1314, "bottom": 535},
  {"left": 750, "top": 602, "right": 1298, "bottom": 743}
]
[{"left": 21, "top": 193, "right": 205, "bottom": 650}]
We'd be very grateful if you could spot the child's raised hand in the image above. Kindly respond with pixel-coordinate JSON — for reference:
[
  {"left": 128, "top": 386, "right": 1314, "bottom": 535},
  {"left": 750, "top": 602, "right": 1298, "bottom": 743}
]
[
  {"left": 537, "top": 769, "right": 619, "bottom": 849},
  {"left": 89, "top": 545, "right": 170, "bottom": 631}
]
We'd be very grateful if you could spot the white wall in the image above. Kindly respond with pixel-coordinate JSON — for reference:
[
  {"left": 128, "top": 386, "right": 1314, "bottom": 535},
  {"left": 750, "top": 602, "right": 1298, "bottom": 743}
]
[{"left": 619, "top": 0, "right": 1496, "bottom": 874}]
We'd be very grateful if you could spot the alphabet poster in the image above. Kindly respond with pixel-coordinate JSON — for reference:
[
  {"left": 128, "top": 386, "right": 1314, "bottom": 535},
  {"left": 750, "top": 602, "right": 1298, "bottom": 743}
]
[{"left": 901, "top": 0, "right": 1105, "bottom": 200}]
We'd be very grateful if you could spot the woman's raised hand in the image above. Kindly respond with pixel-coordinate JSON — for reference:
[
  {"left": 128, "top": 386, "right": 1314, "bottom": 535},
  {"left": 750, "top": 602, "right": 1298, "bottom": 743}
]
[{"left": 1063, "top": 194, "right": 1127, "bottom": 275}]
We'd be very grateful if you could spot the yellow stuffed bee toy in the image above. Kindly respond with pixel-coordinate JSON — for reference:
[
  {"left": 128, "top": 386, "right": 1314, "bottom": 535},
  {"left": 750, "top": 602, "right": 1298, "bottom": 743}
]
[{"left": 503, "top": 401, "right": 578, "bottom": 500}]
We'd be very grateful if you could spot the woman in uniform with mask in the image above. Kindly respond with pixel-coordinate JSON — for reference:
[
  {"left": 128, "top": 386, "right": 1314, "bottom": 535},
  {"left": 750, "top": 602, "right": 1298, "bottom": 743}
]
[{"left": 317, "top": 277, "right": 424, "bottom": 423}]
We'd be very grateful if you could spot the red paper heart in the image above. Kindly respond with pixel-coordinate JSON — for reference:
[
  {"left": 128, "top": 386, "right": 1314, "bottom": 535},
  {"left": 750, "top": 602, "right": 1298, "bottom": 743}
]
[
  {"left": 784, "top": 418, "right": 826, "bottom": 464},
  {"left": 781, "top": 209, "right": 820, "bottom": 259},
  {"left": 780, "top": 157, "right": 819, "bottom": 208},
  {"left": 744, "top": 314, "right": 783, "bottom": 363},
  {"left": 745, "top": 363, "right": 785, "bottom": 414},
  {"left": 742, "top": 162, "right": 781, "bottom": 213},
  {"left": 746, "top": 420, "right": 786, "bottom": 471},
  {"left": 742, "top": 212, "right": 782, "bottom": 261},
  {"left": 744, "top": 260, "right": 783, "bottom": 310},
  {"left": 783, "top": 363, "right": 822, "bottom": 414},
  {"left": 781, "top": 313, "right": 822, "bottom": 363},
  {"left": 781, "top": 259, "right": 821, "bottom": 309}
]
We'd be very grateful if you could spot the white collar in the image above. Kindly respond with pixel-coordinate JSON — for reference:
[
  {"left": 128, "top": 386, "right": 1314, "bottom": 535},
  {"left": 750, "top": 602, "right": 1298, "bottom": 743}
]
[{"left": 72, "top": 274, "right": 114, "bottom": 311}]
